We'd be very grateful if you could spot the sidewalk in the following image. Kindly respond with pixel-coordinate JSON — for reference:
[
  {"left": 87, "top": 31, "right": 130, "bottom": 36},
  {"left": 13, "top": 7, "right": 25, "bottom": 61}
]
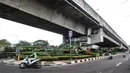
[{"left": 2, "top": 53, "right": 121, "bottom": 66}]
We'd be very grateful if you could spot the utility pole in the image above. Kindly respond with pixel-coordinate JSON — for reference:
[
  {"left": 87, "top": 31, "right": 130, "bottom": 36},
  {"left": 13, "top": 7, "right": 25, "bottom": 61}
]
[{"left": 69, "top": 31, "right": 73, "bottom": 60}]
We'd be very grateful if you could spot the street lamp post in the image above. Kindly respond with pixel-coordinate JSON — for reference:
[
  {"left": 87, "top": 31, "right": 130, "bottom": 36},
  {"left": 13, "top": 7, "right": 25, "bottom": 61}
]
[{"left": 69, "top": 36, "right": 72, "bottom": 60}]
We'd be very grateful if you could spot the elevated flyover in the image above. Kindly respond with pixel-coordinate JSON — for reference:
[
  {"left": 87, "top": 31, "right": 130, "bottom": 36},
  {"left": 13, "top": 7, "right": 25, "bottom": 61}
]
[{"left": 0, "top": 0, "right": 128, "bottom": 49}]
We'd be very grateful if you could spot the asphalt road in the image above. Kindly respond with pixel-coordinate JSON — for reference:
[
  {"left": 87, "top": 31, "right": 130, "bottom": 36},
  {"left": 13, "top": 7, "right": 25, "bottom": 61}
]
[{"left": 0, "top": 54, "right": 130, "bottom": 73}]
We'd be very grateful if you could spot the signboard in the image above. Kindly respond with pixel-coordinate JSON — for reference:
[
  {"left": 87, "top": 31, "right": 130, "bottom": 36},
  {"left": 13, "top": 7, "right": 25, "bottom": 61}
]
[{"left": 69, "top": 31, "right": 73, "bottom": 37}]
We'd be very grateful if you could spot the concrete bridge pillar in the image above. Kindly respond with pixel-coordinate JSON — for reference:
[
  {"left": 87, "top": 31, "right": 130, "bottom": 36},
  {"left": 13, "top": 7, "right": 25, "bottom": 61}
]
[
  {"left": 86, "top": 27, "right": 103, "bottom": 45},
  {"left": 87, "top": 28, "right": 92, "bottom": 44},
  {"left": 63, "top": 36, "right": 66, "bottom": 44},
  {"left": 120, "top": 44, "right": 123, "bottom": 49}
]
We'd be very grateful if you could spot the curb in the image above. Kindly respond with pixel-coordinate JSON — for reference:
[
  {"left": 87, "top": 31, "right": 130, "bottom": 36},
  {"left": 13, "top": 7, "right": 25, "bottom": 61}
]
[
  {"left": 67, "top": 56, "right": 109, "bottom": 64},
  {"left": 43, "top": 63, "right": 67, "bottom": 66},
  {"left": 67, "top": 54, "right": 122, "bottom": 64}
]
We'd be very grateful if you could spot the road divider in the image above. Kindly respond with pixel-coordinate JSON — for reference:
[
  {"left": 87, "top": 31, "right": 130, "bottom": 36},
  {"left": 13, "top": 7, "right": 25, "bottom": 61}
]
[
  {"left": 2, "top": 53, "right": 121, "bottom": 67},
  {"left": 67, "top": 54, "right": 121, "bottom": 65},
  {"left": 67, "top": 56, "right": 109, "bottom": 64}
]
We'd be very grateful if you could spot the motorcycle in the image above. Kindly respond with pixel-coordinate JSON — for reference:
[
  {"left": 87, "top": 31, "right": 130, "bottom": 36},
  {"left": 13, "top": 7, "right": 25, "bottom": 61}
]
[
  {"left": 123, "top": 55, "right": 125, "bottom": 58},
  {"left": 123, "top": 54, "right": 126, "bottom": 58},
  {"left": 19, "top": 56, "right": 42, "bottom": 69},
  {"left": 107, "top": 53, "right": 113, "bottom": 60},
  {"left": 108, "top": 56, "right": 113, "bottom": 60}
]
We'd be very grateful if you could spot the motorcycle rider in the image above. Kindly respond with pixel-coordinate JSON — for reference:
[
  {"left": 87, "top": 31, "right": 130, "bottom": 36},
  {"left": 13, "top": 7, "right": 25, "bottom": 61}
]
[
  {"left": 108, "top": 49, "right": 113, "bottom": 59},
  {"left": 19, "top": 50, "right": 42, "bottom": 68},
  {"left": 122, "top": 49, "right": 126, "bottom": 58},
  {"left": 28, "top": 50, "right": 38, "bottom": 64}
]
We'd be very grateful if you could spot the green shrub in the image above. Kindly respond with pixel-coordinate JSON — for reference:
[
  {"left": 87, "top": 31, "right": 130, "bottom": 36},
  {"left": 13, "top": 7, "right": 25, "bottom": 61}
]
[
  {"left": 91, "top": 53, "right": 100, "bottom": 57},
  {"left": 37, "top": 52, "right": 49, "bottom": 56},
  {"left": 38, "top": 56, "right": 58, "bottom": 61},
  {"left": 20, "top": 48, "right": 33, "bottom": 52},
  {"left": 20, "top": 55, "right": 93, "bottom": 61},
  {"left": 57, "top": 56, "right": 70, "bottom": 60},
  {"left": 50, "top": 50, "right": 63, "bottom": 56},
  {"left": 20, "top": 55, "right": 26, "bottom": 60},
  {"left": 4, "top": 47, "right": 15, "bottom": 52},
  {"left": 21, "top": 52, "right": 32, "bottom": 55},
  {"left": 63, "top": 50, "right": 70, "bottom": 54},
  {"left": 79, "top": 50, "right": 87, "bottom": 55},
  {"left": 39, "top": 55, "right": 92, "bottom": 61},
  {"left": 0, "top": 52, "right": 16, "bottom": 58},
  {"left": 71, "top": 55, "right": 92, "bottom": 59},
  {"left": 21, "top": 52, "right": 50, "bottom": 56}
]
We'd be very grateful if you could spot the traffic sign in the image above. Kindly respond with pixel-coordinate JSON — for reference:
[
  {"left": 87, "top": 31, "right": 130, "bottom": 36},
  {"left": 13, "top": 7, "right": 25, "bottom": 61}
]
[{"left": 69, "top": 31, "right": 73, "bottom": 37}]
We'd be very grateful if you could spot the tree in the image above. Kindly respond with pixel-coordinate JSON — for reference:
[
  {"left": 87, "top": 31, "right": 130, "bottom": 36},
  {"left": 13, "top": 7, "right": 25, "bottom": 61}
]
[
  {"left": 0, "top": 39, "right": 11, "bottom": 47},
  {"left": 33, "top": 40, "right": 49, "bottom": 48},
  {"left": 58, "top": 44, "right": 70, "bottom": 49},
  {"left": 15, "top": 40, "right": 32, "bottom": 47}
]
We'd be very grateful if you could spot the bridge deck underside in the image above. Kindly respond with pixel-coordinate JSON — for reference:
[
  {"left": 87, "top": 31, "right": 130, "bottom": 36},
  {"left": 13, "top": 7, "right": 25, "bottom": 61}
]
[
  {"left": 0, "top": 3, "right": 82, "bottom": 37},
  {"left": 96, "top": 37, "right": 118, "bottom": 47}
]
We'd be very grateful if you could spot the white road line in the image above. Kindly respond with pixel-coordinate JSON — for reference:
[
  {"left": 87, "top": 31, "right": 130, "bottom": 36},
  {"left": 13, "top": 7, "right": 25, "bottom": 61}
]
[
  {"left": 110, "top": 68, "right": 115, "bottom": 73},
  {"left": 126, "top": 58, "right": 128, "bottom": 61},
  {"left": 116, "top": 62, "right": 122, "bottom": 67}
]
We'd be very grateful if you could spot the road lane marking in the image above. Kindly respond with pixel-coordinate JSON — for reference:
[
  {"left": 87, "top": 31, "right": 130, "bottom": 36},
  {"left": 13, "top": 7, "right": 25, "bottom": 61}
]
[
  {"left": 126, "top": 58, "right": 128, "bottom": 61},
  {"left": 110, "top": 68, "right": 115, "bottom": 73},
  {"left": 116, "top": 62, "right": 122, "bottom": 67}
]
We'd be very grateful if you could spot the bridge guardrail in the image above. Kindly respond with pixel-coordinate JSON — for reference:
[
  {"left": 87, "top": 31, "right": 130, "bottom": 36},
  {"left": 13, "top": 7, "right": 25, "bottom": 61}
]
[
  {"left": 72, "top": 0, "right": 100, "bottom": 22},
  {"left": 102, "top": 19, "right": 128, "bottom": 47}
]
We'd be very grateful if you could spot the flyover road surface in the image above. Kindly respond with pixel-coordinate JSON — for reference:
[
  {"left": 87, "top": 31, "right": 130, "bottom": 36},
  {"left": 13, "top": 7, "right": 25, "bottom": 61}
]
[{"left": 0, "top": 54, "right": 130, "bottom": 73}]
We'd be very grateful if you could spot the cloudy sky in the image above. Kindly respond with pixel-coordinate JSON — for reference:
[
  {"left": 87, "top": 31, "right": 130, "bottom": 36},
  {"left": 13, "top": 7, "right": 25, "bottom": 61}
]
[
  {"left": 0, "top": 0, "right": 130, "bottom": 45},
  {"left": 85, "top": 0, "right": 130, "bottom": 45},
  {"left": 0, "top": 18, "right": 63, "bottom": 46}
]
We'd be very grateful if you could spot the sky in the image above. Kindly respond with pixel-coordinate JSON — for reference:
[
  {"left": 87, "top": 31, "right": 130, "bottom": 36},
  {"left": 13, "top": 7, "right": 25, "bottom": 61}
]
[
  {"left": 0, "top": 18, "right": 63, "bottom": 46},
  {"left": 85, "top": 0, "right": 130, "bottom": 45},
  {"left": 0, "top": 0, "right": 130, "bottom": 45}
]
